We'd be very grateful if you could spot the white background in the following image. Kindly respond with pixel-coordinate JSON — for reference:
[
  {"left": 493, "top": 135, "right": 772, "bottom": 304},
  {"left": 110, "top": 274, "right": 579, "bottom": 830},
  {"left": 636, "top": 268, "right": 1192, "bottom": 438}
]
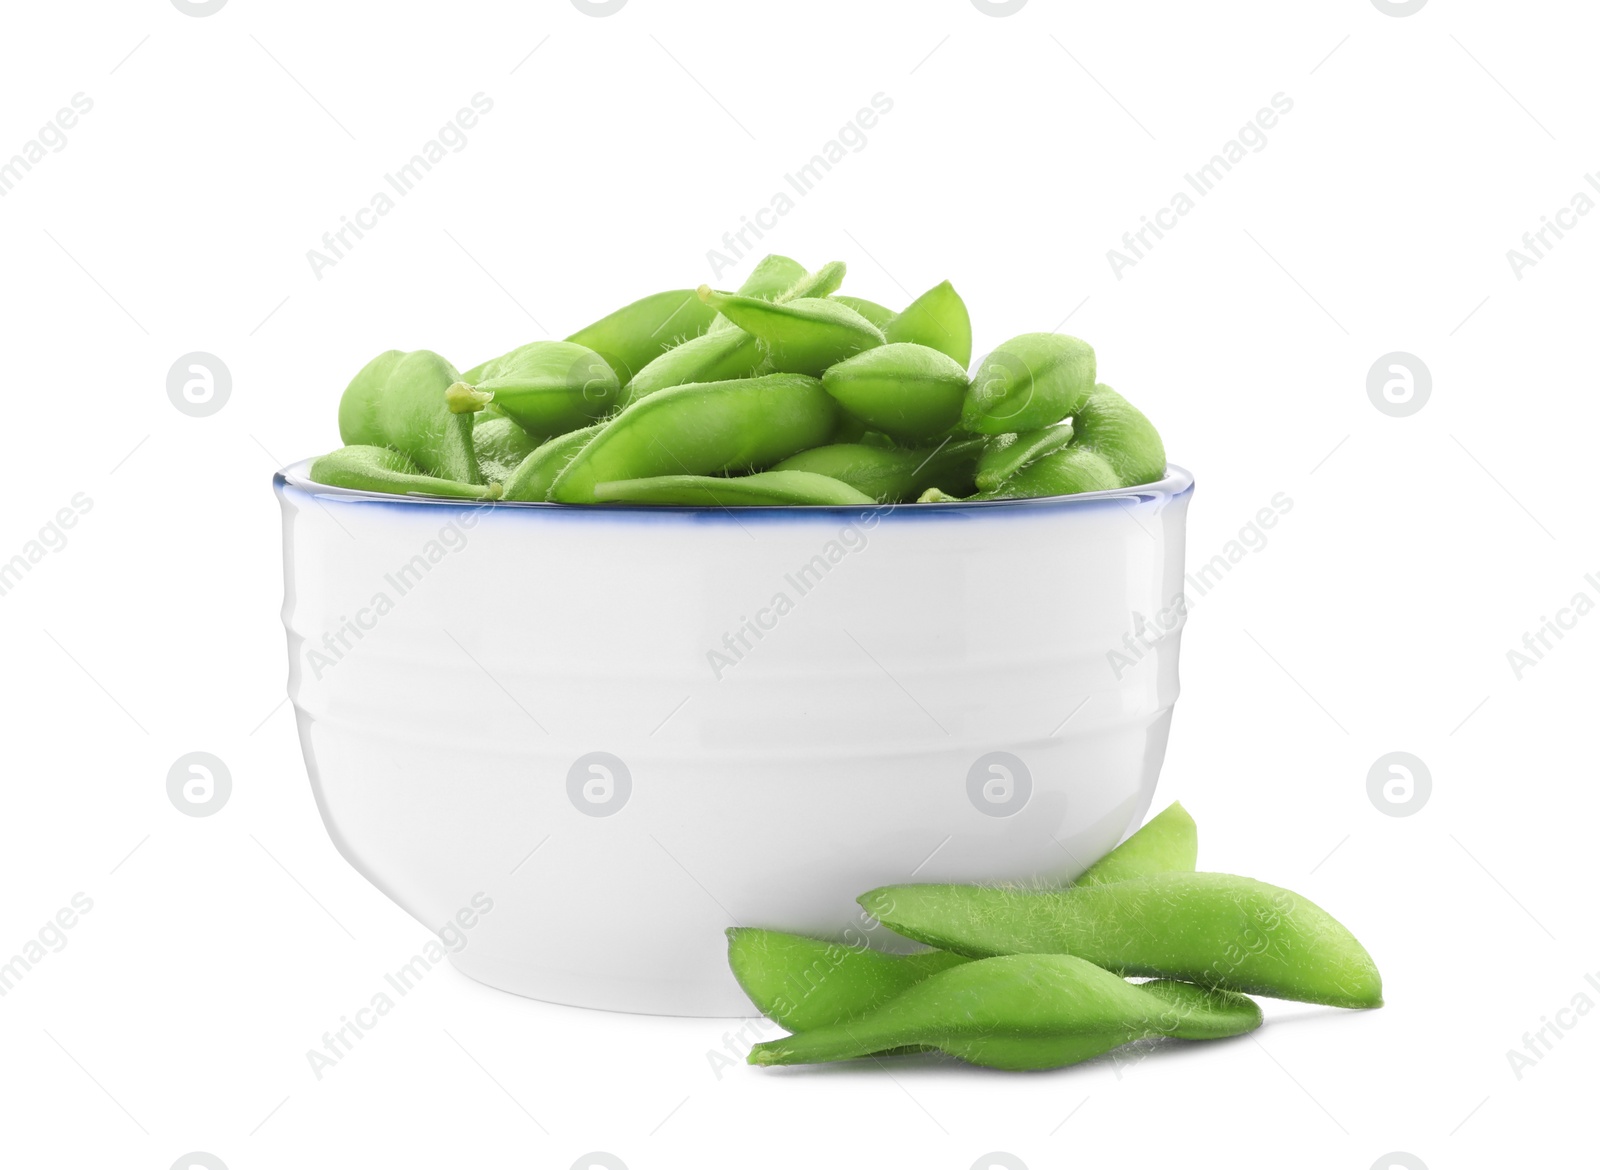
[{"left": 1, "top": 1, "right": 1595, "bottom": 1168}]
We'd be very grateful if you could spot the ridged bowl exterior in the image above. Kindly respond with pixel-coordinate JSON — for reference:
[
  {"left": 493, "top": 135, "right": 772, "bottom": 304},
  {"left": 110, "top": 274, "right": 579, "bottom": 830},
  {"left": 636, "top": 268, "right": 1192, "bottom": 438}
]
[{"left": 275, "top": 462, "right": 1192, "bottom": 1016}]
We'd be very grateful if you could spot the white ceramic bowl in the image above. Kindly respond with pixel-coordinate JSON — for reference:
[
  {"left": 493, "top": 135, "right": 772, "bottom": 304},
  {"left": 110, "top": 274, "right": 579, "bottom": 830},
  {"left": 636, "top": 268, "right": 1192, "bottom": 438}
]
[{"left": 274, "top": 461, "right": 1193, "bottom": 1016}]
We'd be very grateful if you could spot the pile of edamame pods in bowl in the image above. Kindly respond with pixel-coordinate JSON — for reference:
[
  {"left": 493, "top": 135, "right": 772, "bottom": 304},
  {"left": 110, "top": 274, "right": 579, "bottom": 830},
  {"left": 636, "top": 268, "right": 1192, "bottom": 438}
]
[
  {"left": 729, "top": 803, "right": 1383, "bottom": 1071},
  {"left": 310, "top": 254, "right": 1168, "bottom": 505}
]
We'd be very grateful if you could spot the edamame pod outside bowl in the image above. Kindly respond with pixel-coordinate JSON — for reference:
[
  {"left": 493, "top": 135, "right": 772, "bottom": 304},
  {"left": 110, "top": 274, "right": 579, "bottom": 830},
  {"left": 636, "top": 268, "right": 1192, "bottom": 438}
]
[{"left": 272, "top": 461, "right": 1194, "bottom": 1015}]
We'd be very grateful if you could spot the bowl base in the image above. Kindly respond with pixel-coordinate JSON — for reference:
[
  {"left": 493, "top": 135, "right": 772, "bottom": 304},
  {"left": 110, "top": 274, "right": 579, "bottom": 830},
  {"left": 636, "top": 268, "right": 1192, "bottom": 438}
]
[{"left": 448, "top": 949, "right": 761, "bottom": 1018}]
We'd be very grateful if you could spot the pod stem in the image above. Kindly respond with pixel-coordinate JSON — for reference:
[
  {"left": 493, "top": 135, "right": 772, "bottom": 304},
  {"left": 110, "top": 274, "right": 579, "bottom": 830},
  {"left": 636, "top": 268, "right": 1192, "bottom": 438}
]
[
  {"left": 445, "top": 382, "right": 493, "bottom": 414},
  {"left": 696, "top": 283, "right": 728, "bottom": 309}
]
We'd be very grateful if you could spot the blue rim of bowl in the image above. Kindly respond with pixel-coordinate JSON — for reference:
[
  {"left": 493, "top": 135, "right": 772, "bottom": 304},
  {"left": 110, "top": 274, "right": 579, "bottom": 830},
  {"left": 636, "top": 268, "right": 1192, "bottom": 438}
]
[{"left": 275, "top": 459, "right": 1193, "bottom": 517}]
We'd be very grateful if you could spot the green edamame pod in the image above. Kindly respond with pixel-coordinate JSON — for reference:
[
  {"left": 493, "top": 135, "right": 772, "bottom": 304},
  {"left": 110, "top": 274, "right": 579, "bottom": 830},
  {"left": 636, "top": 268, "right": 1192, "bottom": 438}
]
[
  {"left": 979, "top": 446, "right": 1119, "bottom": 499},
  {"left": 593, "top": 470, "right": 874, "bottom": 507},
  {"left": 728, "top": 929, "right": 968, "bottom": 1032},
  {"left": 882, "top": 280, "right": 972, "bottom": 368},
  {"left": 726, "top": 801, "right": 1200, "bottom": 1031},
  {"left": 820, "top": 343, "right": 968, "bottom": 443},
  {"left": 946, "top": 974, "right": 1260, "bottom": 1068},
  {"left": 1075, "top": 801, "right": 1197, "bottom": 885},
  {"left": 740, "top": 253, "right": 808, "bottom": 297},
  {"left": 973, "top": 424, "right": 1075, "bottom": 493},
  {"left": 828, "top": 412, "right": 871, "bottom": 445},
  {"left": 501, "top": 424, "right": 602, "bottom": 502},
  {"left": 747, "top": 954, "right": 1262, "bottom": 1070},
  {"left": 472, "top": 415, "right": 543, "bottom": 483},
  {"left": 565, "top": 289, "right": 718, "bottom": 385},
  {"left": 707, "top": 254, "right": 807, "bottom": 333},
  {"left": 772, "top": 438, "right": 984, "bottom": 503},
  {"left": 831, "top": 295, "right": 895, "bottom": 330},
  {"left": 309, "top": 446, "right": 500, "bottom": 500},
  {"left": 776, "top": 259, "right": 846, "bottom": 303},
  {"left": 696, "top": 287, "right": 884, "bottom": 376},
  {"left": 446, "top": 340, "right": 620, "bottom": 437},
  {"left": 1074, "top": 383, "right": 1167, "bottom": 487},
  {"left": 338, "top": 349, "right": 480, "bottom": 483},
  {"left": 623, "top": 328, "right": 764, "bottom": 403},
  {"left": 939, "top": 976, "right": 1259, "bottom": 1070},
  {"left": 962, "top": 333, "right": 1096, "bottom": 435},
  {"left": 861, "top": 871, "right": 1384, "bottom": 1008},
  {"left": 550, "top": 374, "right": 840, "bottom": 503}
]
